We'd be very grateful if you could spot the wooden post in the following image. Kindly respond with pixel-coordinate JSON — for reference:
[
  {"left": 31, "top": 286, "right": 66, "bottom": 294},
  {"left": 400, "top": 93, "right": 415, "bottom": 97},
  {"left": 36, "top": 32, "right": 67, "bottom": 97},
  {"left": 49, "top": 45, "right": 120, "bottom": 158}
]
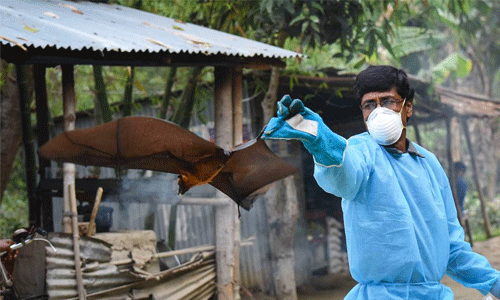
[
  {"left": 69, "top": 184, "right": 86, "bottom": 300},
  {"left": 214, "top": 66, "right": 236, "bottom": 300},
  {"left": 412, "top": 123, "right": 422, "bottom": 146},
  {"left": 34, "top": 65, "right": 54, "bottom": 231},
  {"left": 451, "top": 117, "right": 462, "bottom": 161},
  {"left": 262, "top": 67, "right": 299, "bottom": 300},
  {"left": 460, "top": 117, "right": 492, "bottom": 238},
  {"left": 232, "top": 67, "right": 243, "bottom": 145},
  {"left": 16, "top": 64, "right": 38, "bottom": 226},
  {"left": 87, "top": 187, "right": 103, "bottom": 236},
  {"left": 231, "top": 67, "right": 242, "bottom": 300},
  {"left": 62, "top": 65, "right": 77, "bottom": 233},
  {"left": 445, "top": 117, "right": 463, "bottom": 225}
]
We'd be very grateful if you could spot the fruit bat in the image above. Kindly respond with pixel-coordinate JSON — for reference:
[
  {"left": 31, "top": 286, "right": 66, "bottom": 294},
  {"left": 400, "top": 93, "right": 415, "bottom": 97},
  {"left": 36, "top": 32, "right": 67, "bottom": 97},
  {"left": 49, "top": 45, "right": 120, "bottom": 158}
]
[{"left": 38, "top": 116, "right": 296, "bottom": 210}]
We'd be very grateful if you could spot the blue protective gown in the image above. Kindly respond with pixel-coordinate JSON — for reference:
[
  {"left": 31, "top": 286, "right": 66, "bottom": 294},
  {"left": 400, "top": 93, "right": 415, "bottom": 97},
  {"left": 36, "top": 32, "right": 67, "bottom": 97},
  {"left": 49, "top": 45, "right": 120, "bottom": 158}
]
[{"left": 314, "top": 132, "right": 500, "bottom": 300}]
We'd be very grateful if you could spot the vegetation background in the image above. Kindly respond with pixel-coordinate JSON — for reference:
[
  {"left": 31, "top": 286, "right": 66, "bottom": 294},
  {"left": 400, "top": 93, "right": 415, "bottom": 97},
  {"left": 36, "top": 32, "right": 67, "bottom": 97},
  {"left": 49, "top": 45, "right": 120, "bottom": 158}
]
[{"left": 2, "top": 0, "right": 500, "bottom": 242}]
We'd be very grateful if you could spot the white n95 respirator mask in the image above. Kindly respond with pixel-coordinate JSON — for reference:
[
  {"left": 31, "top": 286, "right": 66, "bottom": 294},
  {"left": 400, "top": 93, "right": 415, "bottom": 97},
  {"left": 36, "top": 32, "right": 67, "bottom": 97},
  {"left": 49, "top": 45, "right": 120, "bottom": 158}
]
[{"left": 366, "top": 100, "right": 406, "bottom": 146}]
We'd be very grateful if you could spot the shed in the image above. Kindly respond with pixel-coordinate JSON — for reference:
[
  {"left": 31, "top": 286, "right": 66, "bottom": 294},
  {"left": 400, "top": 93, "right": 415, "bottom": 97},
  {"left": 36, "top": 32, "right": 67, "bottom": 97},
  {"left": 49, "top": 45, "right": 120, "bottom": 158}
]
[{"left": 0, "top": 0, "right": 300, "bottom": 298}]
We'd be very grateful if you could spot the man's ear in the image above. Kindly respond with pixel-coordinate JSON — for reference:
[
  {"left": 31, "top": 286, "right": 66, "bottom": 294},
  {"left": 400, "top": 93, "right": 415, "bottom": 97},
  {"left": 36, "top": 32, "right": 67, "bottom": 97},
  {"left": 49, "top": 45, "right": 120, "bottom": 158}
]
[{"left": 405, "top": 100, "right": 413, "bottom": 118}]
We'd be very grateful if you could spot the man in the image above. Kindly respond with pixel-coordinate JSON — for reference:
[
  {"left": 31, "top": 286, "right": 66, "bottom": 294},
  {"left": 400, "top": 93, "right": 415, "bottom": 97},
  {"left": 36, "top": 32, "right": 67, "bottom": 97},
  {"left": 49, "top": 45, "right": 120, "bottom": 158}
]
[{"left": 262, "top": 65, "right": 500, "bottom": 299}]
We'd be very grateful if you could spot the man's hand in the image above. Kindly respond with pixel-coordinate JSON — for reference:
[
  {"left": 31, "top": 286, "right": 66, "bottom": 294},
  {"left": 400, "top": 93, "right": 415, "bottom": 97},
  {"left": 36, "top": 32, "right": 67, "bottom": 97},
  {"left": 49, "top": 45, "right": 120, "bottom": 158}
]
[
  {"left": 262, "top": 95, "right": 346, "bottom": 167},
  {"left": 262, "top": 95, "right": 323, "bottom": 145},
  {"left": 0, "top": 239, "right": 14, "bottom": 252}
]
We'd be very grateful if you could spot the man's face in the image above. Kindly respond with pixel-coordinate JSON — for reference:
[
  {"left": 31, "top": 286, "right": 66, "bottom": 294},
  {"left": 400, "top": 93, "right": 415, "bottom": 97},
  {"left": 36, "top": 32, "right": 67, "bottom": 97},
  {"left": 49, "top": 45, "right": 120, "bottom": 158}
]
[{"left": 360, "top": 86, "right": 413, "bottom": 124}]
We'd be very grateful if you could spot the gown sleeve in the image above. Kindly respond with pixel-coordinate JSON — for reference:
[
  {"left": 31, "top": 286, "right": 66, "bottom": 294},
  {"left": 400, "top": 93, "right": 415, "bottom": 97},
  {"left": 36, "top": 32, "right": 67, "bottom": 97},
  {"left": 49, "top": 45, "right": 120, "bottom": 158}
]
[
  {"left": 313, "top": 136, "right": 371, "bottom": 201},
  {"left": 439, "top": 164, "right": 500, "bottom": 294}
]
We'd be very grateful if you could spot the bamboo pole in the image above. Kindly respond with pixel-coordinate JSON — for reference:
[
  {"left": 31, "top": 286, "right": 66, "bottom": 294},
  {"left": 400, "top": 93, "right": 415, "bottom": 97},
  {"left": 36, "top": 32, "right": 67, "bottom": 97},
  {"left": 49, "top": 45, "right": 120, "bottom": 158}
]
[
  {"left": 16, "top": 64, "right": 38, "bottom": 226},
  {"left": 460, "top": 117, "right": 492, "bottom": 238},
  {"left": 34, "top": 65, "right": 54, "bottom": 231},
  {"left": 86, "top": 187, "right": 103, "bottom": 236},
  {"left": 92, "top": 65, "right": 112, "bottom": 124},
  {"left": 412, "top": 123, "right": 422, "bottom": 146},
  {"left": 69, "top": 184, "right": 86, "bottom": 300},
  {"left": 177, "top": 197, "right": 231, "bottom": 206},
  {"left": 232, "top": 67, "right": 243, "bottom": 300},
  {"left": 62, "top": 64, "right": 77, "bottom": 233},
  {"left": 154, "top": 238, "right": 255, "bottom": 259},
  {"left": 108, "top": 238, "right": 256, "bottom": 264},
  {"left": 445, "top": 117, "right": 463, "bottom": 226},
  {"left": 214, "top": 66, "right": 235, "bottom": 300},
  {"left": 159, "top": 66, "right": 177, "bottom": 119}
]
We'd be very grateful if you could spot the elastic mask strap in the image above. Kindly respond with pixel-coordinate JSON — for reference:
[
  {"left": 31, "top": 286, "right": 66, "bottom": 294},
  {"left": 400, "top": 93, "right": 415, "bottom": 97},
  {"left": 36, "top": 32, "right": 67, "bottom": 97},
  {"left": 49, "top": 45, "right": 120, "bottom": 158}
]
[
  {"left": 398, "top": 98, "right": 407, "bottom": 116},
  {"left": 399, "top": 98, "right": 407, "bottom": 130}
]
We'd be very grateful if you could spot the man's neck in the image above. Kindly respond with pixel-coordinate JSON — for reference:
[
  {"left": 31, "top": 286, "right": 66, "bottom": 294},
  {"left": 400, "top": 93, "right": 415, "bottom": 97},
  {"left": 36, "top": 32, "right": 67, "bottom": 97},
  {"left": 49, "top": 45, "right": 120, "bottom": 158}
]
[{"left": 392, "top": 130, "right": 407, "bottom": 152}]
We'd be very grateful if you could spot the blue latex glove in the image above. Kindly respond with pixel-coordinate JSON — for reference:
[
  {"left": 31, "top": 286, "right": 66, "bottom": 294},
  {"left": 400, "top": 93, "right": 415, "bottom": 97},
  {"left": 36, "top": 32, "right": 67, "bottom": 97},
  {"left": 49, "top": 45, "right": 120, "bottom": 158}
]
[
  {"left": 262, "top": 95, "right": 346, "bottom": 167},
  {"left": 491, "top": 278, "right": 500, "bottom": 298}
]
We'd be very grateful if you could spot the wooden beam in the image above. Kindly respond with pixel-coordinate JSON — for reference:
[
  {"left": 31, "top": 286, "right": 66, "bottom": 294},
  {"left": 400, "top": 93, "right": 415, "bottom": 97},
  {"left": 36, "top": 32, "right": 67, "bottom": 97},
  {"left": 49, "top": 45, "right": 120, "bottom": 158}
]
[
  {"left": 34, "top": 65, "right": 53, "bottom": 231},
  {"left": 69, "top": 184, "right": 86, "bottom": 300},
  {"left": 445, "top": 116, "right": 463, "bottom": 226},
  {"left": 16, "top": 64, "right": 38, "bottom": 226},
  {"left": 213, "top": 66, "right": 236, "bottom": 300},
  {"left": 231, "top": 67, "right": 242, "bottom": 300},
  {"left": 232, "top": 67, "right": 243, "bottom": 145},
  {"left": 0, "top": 46, "right": 286, "bottom": 68},
  {"left": 177, "top": 197, "right": 231, "bottom": 206},
  {"left": 460, "top": 117, "right": 492, "bottom": 238},
  {"left": 62, "top": 64, "right": 77, "bottom": 234}
]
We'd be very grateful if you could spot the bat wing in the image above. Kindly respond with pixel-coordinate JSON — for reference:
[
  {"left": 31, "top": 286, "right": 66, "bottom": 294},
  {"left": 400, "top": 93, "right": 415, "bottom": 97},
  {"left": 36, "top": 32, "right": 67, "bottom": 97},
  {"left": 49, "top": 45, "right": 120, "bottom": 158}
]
[
  {"left": 38, "top": 116, "right": 225, "bottom": 176},
  {"left": 39, "top": 116, "right": 295, "bottom": 211},
  {"left": 210, "top": 136, "right": 297, "bottom": 210}
]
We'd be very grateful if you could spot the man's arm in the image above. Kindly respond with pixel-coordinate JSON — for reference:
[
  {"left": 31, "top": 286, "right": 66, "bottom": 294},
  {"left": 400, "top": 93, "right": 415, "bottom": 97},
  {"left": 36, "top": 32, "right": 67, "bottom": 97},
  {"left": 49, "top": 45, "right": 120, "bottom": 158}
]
[
  {"left": 262, "top": 95, "right": 369, "bottom": 200},
  {"left": 439, "top": 167, "right": 500, "bottom": 296},
  {"left": 313, "top": 144, "right": 369, "bottom": 201}
]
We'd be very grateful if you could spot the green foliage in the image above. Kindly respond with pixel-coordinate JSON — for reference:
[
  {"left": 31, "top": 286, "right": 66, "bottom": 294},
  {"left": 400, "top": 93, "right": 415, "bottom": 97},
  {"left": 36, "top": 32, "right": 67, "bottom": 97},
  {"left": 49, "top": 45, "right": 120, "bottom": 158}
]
[
  {"left": 253, "top": 0, "right": 395, "bottom": 61},
  {"left": 283, "top": 38, "right": 370, "bottom": 76},
  {"left": 392, "top": 27, "right": 447, "bottom": 58},
  {"left": 0, "top": 153, "right": 28, "bottom": 239},
  {"left": 112, "top": 0, "right": 253, "bottom": 34},
  {"left": 467, "top": 190, "right": 500, "bottom": 240},
  {"left": 45, "top": 65, "right": 175, "bottom": 117},
  {"left": 433, "top": 0, "right": 500, "bottom": 95},
  {"left": 432, "top": 52, "right": 472, "bottom": 84},
  {"left": 406, "top": 121, "right": 448, "bottom": 161},
  {"left": 0, "top": 63, "right": 14, "bottom": 89}
]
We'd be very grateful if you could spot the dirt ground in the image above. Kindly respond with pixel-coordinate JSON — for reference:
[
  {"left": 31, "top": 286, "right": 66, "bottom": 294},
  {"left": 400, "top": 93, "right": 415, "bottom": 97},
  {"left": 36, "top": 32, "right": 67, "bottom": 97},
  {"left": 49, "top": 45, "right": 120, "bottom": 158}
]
[{"left": 295, "top": 235, "right": 500, "bottom": 300}]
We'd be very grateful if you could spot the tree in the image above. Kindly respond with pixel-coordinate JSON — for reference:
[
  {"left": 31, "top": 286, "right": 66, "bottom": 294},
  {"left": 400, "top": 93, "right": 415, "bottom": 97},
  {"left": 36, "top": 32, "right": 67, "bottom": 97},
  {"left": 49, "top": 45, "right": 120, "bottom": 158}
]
[
  {"left": 251, "top": 1, "right": 403, "bottom": 299},
  {"left": 0, "top": 59, "right": 34, "bottom": 206},
  {"left": 452, "top": 0, "right": 500, "bottom": 238},
  {"left": 399, "top": 0, "right": 500, "bottom": 238}
]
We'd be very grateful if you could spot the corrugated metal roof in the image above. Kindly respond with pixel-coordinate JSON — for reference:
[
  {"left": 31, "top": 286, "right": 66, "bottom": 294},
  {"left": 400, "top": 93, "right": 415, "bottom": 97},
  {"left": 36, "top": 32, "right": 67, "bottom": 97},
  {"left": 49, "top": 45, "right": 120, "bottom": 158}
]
[
  {"left": 45, "top": 232, "right": 216, "bottom": 300},
  {"left": 0, "top": 0, "right": 300, "bottom": 60}
]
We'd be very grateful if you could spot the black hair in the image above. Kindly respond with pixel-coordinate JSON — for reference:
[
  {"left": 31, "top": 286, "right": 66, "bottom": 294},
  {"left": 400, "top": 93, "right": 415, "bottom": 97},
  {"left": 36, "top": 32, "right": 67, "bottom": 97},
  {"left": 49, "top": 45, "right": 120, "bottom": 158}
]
[{"left": 353, "top": 65, "right": 415, "bottom": 106}]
